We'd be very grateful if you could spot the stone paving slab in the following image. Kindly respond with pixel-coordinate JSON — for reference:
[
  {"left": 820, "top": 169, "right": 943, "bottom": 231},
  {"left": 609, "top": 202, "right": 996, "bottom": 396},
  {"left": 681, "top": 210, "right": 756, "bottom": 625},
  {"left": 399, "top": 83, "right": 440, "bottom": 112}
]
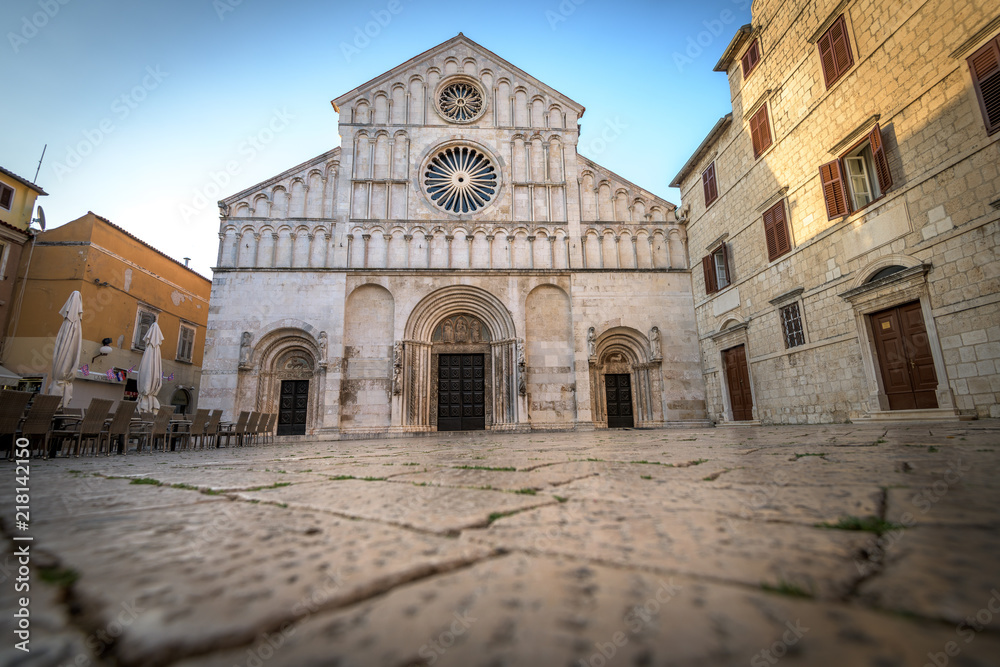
[
  {"left": 14, "top": 494, "right": 492, "bottom": 667},
  {"left": 464, "top": 500, "right": 870, "bottom": 598},
  {"left": 234, "top": 479, "right": 557, "bottom": 534},
  {"left": 551, "top": 475, "right": 884, "bottom": 525},
  {"left": 857, "top": 525, "right": 1000, "bottom": 624},
  {"left": 174, "top": 552, "right": 1000, "bottom": 667},
  {"left": 2, "top": 420, "right": 999, "bottom": 667}
]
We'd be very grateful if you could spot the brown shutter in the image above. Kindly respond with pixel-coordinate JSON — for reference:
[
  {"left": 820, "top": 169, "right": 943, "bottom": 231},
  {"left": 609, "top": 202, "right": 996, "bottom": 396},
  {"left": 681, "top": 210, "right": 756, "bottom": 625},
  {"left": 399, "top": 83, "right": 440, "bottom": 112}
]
[
  {"left": 829, "top": 17, "right": 854, "bottom": 77},
  {"left": 751, "top": 105, "right": 772, "bottom": 158},
  {"left": 772, "top": 202, "right": 791, "bottom": 257},
  {"left": 742, "top": 39, "right": 761, "bottom": 78},
  {"left": 969, "top": 37, "right": 1000, "bottom": 134},
  {"left": 763, "top": 205, "right": 778, "bottom": 261},
  {"left": 818, "top": 16, "right": 854, "bottom": 88},
  {"left": 702, "top": 255, "right": 717, "bottom": 294},
  {"left": 818, "top": 31, "right": 837, "bottom": 87},
  {"left": 702, "top": 163, "right": 718, "bottom": 206},
  {"left": 763, "top": 202, "right": 791, "bottom": 261},
  {"left": 721, "top": 243, "right": 732, "bottom": 285},
  {"left": 820, "top": 159, "right": 850, "bottom": 218},
  {"left": 868, "top": 123, "right": 893, "bottom": 193}
]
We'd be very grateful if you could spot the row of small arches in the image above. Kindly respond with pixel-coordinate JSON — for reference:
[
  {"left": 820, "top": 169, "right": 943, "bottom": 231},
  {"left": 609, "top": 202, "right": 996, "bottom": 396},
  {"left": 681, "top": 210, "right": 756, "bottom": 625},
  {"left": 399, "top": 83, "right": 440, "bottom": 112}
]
[
  {"left": 230, "top": 162, "right": 339, "bottom": 219},
  {"left": 348, "top": 62, "right": 575, "bottom": 129}
]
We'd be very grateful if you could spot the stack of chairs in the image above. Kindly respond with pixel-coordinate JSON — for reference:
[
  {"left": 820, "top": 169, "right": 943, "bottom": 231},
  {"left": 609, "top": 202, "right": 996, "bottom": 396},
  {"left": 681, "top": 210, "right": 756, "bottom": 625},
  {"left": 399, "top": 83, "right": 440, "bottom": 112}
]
[{"left": 186, "top": 409, "right": 211, "bottom": 450}]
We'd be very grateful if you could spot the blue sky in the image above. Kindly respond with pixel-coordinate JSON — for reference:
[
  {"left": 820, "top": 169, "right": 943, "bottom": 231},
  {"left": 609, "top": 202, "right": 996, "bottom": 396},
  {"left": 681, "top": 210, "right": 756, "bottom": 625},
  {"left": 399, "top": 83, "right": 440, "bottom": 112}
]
[{"left": 2, "top": 0, "right": 750, "bottom": 277}]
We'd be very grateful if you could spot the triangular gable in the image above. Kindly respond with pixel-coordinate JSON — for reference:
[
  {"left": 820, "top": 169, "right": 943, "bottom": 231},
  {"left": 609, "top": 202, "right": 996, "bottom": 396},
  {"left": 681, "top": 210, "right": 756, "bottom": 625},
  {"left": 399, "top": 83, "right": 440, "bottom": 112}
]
[
  {"left": 221, "top": 147, "right": 341, "bottom": 207},
  {"left": 576, "top": 154, "right": 677, "bottom": 211},
  {"left": 331, "top": 33, "right": 585, "bottom": 116}
]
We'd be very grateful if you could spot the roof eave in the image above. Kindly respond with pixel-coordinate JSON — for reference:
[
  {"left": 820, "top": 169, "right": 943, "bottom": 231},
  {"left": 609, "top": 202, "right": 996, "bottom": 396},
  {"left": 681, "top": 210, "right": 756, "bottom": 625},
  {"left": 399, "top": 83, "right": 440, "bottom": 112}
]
[
  {"left": 669, "top": 114, "right": 733, "bottom": 188},
  {"left": 713, "top": 24, "right": 753, "bottom": 73}
]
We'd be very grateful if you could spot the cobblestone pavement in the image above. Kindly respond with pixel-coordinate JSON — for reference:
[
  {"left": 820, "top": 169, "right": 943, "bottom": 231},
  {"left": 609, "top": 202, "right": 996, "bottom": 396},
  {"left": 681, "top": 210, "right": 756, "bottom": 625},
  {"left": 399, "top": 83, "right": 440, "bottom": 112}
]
[{"left": 3, "top": 421, "right": 1000, "bottom": 667}]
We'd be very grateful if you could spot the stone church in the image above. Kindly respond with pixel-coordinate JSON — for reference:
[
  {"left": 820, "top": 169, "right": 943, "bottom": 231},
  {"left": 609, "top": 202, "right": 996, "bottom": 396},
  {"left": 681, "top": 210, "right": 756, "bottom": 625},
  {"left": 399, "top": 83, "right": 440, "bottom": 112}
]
[{"left": 201, "top": 34, "right": 708, "bottom": 436}]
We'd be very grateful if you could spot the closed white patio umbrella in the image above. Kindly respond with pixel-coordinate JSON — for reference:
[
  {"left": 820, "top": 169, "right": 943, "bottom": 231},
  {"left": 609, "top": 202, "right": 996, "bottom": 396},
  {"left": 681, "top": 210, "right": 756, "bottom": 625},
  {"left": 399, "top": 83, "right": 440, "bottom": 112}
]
[
  {"left": 48, "top": 291, "right": 83, "bottom": 407},
  {"left": 137, "top": 321, "right": 164, "bottom": 412}
]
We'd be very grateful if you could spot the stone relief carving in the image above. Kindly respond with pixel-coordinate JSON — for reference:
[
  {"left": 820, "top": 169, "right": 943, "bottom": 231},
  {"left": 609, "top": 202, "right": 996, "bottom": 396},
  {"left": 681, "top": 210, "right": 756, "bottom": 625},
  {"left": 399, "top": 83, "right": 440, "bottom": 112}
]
[
  {"left": 392, "top": 341, "right": 403, "bottom": 395},
  {"left": 318, "top": 331, "right": 328, "bottom": 367},
  {"left": 239, "top": 332, "right": 253, "bottom": 368},
  {"left": 650, "top": 326, "right": 661, "bottom": 360},
  {"left": 433, "top": 315, "right": 491, "bottom": 343},
  {"left": 517, "top": 338, "right": 526, "bottom": 396},
  {"left": 587, "top": 327, "right": 596, "bottom": 358}
]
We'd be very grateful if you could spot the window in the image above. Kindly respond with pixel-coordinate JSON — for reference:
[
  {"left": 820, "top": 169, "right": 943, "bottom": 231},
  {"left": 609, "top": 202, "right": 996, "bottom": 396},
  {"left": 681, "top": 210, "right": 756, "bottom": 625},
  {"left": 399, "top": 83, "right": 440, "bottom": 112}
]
[
  {"left": 176, "top": 323, "right": 196, "bottom": 363},
  {"left": 762, "top": 201, "right": 791, "bottom": 261},
  {"left": 780, "top": 303, "right": 806, "bottom": 348},
  {"left": 749, "top": 104, "right": 772, "bottom": 159},
  {"left": 969, "top": 36, "right": 1000, "bottom": 135},
  {"left": 819, "top": 123, "right": 893, "bottom": 219},
  {"left": 0, "top": 182, "right": 13, "bottom": 210},
  {"left": 702, "top": 162, "right": 719, "bottom": 207},
  {"left": 818, "top": 15, "right": 854, "bottom": 88},
  {"left": 741, "top": 39, "right": 762, "bottom": 79},
  {"left": 132, "top": 307, "right": 158, "bottom": 350},
  {"left": 702, "top": 244, "right": 731, "bottom": 295}
]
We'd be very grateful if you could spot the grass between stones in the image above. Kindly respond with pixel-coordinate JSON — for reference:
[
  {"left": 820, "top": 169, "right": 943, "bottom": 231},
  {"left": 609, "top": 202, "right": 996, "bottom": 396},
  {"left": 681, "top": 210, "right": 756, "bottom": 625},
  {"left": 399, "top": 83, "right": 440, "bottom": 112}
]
[
  {"left": 792, "top": 452, "right": 827, "bottom": 460},
  {"left": 39, "top": 566, "right": 80, "bottom": 588},
  {"left": 453, "top": 465, "right": 517, "bottom": 471},
  {"left": 816, "top": 515, "right": 905, "bottom": 534},
  {"left": 760, "top": 580, "right": 813, "bottom": 598}
]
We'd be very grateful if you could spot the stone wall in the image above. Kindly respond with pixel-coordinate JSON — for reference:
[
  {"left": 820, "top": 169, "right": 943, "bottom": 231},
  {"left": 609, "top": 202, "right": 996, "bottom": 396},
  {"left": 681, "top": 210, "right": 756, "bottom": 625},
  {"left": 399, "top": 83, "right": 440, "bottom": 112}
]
[{"left": 676, "top": 0, "right": 1000, "bottom": 422}]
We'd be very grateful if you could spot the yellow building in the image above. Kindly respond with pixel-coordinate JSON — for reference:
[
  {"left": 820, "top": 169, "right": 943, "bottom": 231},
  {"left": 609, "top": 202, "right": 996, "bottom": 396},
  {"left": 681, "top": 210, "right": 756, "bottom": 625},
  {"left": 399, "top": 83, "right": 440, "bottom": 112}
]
[
  {"left": 0, "top": 165, "right": 47, "bottom": 381},
  {"left": 2, "top": 212, "right": 212, "bottom": 411}
]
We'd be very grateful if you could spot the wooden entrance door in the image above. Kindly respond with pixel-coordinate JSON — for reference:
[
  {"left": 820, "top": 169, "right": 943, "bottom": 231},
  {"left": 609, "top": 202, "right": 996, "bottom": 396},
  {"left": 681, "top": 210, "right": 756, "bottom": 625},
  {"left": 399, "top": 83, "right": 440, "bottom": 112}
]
[
  {"left": 437, "top": 354, "right": 486, "bottom": 431},
  {"left": 723, "top": 345, "right": 754, "bottom": 421},
  {"left": 278, "top": 379, "right": 309, "bottom": 435},
  {"left": 870, "top": 301, "right": 938, "bottom": 410},
  {"left": 604, "top": 374, "right": 634, "bottom": 428}
]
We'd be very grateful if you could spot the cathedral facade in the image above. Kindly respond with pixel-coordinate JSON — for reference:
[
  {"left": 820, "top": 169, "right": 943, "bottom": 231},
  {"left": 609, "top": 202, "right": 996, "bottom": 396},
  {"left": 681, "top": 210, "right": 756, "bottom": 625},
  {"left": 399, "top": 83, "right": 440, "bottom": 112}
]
[{"left": 201, "top": 34, "right": 708, "bottom": 436}]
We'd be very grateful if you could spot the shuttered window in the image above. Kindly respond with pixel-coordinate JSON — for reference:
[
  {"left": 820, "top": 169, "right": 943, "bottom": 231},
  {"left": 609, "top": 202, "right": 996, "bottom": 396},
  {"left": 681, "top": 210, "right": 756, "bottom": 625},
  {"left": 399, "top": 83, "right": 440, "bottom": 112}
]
[
  {"left": 762, "top": 201, "right": 791, "bottom": 261},
  {"left": 702, "top": 162, "right": 718, "bottom": 207},
  {"left": 0, "top": 183, "right": 13, "bottom": 210},
  {"left": 817, "top": 15, "right": 854, "bottom": 88},
  {"left": 820, "top": 159, "right": 850, "bottom": 219},
  {"left": 177, "top": 324, "right": 196, "bottom": 363},
  {"left": 750, "top": 105, "right": 772, "bottom": 159},
  {"left": 820, "top": 123, "right": 893, "bottom": 219},
  {"left": 702, "top": 244, "right": 731, "bottom": 295},
  {"left": 133, "top": 308, "right": 157, "bottom": 350},
  {"left": 741, "top": 39, "right": 761, "bottom": 79},
  {"left": 969, "top": 36, "right": 1000, "bottom": 135}
]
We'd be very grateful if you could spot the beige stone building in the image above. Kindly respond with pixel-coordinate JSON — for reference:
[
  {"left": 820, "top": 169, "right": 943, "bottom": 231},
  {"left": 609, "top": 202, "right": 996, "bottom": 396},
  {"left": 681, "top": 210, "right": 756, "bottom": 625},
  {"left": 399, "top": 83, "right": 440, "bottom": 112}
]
[
  {"left": 202, "top": 34, "right": 708, "bottom": 436},
  {"left": 671, "top": 0, "right": 1000, "bottom": 423}
]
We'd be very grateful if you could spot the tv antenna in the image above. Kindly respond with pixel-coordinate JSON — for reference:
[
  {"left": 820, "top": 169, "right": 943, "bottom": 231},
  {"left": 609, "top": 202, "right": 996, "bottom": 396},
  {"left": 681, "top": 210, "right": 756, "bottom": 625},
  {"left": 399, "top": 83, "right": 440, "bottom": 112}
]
[{"left": 33, "top": 144, "right": 47, "bottom": 184}]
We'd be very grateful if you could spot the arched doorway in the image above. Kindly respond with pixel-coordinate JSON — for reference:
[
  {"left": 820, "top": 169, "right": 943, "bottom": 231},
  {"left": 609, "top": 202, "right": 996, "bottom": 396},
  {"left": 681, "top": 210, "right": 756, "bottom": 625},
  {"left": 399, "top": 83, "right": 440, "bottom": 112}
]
[
  {"left": 400, "top": 285, "right": 520, "bottom": 431},
  {"left": 243, "top": 327, "right": 322, "bottom": 435},
  {"left": 170, "top": 388, "right": 190, "bottom": 415},
  {"left": 589, "top": 327, "right": 663, "bottom": 428}
]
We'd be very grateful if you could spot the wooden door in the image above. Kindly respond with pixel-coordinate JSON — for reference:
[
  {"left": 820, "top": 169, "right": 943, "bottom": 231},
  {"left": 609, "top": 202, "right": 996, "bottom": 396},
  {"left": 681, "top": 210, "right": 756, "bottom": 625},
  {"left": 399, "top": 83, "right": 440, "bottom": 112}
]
[
  {"left": 278, "top": 379, "right": 309, "bottom": 435},
  {"left": 437, "top": 354, "right": 486, "bottom": 431},
  {"left": 724, "top": 345, "right": 754, "bottom": 421},
  {"left": 870, "top": 301, "right": 938, "bottom": 410},
  {"left": 604, "top": 374, "right": 634, "bottom": 428}
]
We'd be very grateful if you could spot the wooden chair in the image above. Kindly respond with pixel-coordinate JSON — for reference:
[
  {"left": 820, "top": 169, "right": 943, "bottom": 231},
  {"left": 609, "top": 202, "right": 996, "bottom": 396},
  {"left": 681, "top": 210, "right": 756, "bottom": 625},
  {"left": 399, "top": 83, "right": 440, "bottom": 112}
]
[
  {"left": 0, "top": 390, "right": 32, "bottom": 460},
  {"left": 186, "top": 409, "right": 210, "bottom": 450},
  {"left": 220, "top": 410, "right": 250, "bottom": 448},
  {"left": 100, "top": 401, "right": 139, "bottom": 456},
  {"left": 146, "top": 406, "right": 175, "bottom": 453},
  {"left": 55, "top": 398, "right": 113, "bottom": 457},
  {"left": 245, "top": 411, "right": 261, "bottom": 446},
  {"left": 19, "top": 394, "right": 62, "bottom": 459},
  {"left": 264, "top": 413, "right": 277, "bottom": 444},
  {"left": 205, "top": 409, "right": 223, "bottom": 448}
]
